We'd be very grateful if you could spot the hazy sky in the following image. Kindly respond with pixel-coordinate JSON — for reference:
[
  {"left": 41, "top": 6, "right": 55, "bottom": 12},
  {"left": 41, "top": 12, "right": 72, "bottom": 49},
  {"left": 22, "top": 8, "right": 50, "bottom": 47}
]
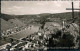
[{"left": 1, "top": 1, "right": 79, "bottom": 15}]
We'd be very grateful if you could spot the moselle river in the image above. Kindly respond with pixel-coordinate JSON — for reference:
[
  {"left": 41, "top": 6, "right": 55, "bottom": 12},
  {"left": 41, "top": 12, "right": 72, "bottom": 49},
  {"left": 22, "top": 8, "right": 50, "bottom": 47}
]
[
  {"left": 9, "top": 25, "right": 40, "bottom": 39},
  {"left": 9, "top": 22, "right": 62, "bottom": 39}
]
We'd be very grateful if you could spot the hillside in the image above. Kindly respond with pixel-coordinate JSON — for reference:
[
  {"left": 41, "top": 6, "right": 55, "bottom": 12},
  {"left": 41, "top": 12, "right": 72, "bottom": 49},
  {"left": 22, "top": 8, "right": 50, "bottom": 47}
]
[
  {"left": 1, "top": 12, "right": 79, "bottom": 24},
  {"left": 1, "top": 19, "right": 15, "bottom": 31},
  {"left": 1, "top": 18, "right": 26, "bottom": 32},
  {"left": 8, "top": 18, "right": 26, "bottom": 27}
]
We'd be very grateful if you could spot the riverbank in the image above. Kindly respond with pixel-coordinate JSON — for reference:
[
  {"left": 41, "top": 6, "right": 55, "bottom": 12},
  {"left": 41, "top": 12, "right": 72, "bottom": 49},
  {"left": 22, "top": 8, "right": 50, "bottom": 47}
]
[{"left": 9, "top": 24, "right": 40, "bottom": 39}]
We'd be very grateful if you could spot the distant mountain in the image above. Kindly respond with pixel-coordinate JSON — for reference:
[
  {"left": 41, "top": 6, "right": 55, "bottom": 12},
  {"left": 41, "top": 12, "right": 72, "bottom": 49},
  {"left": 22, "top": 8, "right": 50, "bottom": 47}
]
[
  {"left": 1, "top": 12, "right": 79, "bottom": 24},
  {"left": 1, "top": 13, "right": 16, "bottom": 21},
  {"left": 38, "top": 13, "right": 51, "bottom": 16},
  {"left": 1, "top": 12, "right": 79, "bottom": 19}
]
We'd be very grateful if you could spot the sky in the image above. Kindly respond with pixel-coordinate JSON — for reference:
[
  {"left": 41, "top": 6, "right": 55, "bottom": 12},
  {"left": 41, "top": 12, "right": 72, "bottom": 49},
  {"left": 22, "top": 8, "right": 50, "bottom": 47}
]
[{"left": 1, "top": 1, "right": 79, "bottom": 15}]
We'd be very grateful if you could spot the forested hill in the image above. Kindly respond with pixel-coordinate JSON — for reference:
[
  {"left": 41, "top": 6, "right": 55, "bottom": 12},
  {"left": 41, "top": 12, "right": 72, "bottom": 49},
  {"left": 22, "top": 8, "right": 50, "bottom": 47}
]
[{"left": 1, "top": 12, "right": 79, "bottom": 24}]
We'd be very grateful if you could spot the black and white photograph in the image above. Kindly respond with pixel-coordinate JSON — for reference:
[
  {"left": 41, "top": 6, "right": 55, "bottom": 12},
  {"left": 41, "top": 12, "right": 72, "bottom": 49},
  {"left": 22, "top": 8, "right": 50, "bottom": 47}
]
[{"left": 0, "top": 1, "right": 80, "bottom": 51}]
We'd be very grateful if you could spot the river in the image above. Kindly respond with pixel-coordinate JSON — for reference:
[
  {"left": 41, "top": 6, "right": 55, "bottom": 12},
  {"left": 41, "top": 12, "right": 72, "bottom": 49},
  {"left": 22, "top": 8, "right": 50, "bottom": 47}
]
[
  {"left": 8, "top": 22, "right": 62, "bottom": 39},
  {"left": 9, "top": 25, "right": 40, "bottom": 39}
]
